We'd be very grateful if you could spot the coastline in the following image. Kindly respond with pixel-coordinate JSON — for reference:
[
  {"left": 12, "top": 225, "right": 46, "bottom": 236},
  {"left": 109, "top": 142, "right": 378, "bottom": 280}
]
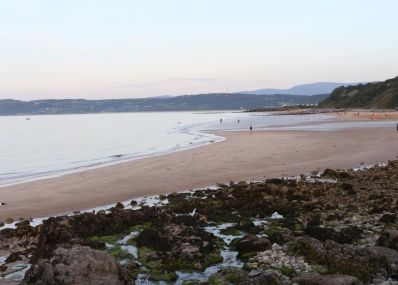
[
  {"left": 0, "top": 125, "right": 397, "bottom": 221},
  {"left": 0, "top": 111, "right": 238, "bottom": 187},
  {"left": 0, "top": 129, "right": 226, "bottom": 188},
  {"left": 2, "top": 111, "right": 393, "bottom": 188}
]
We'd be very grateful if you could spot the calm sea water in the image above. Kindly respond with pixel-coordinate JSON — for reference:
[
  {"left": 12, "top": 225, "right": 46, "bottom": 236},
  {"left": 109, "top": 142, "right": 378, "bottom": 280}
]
[
  {"left": 0, "top": 111, "right": 393, "bottom": 186},
  {"left": 0, "top": 111, "right": 243, "bottom": 186}
]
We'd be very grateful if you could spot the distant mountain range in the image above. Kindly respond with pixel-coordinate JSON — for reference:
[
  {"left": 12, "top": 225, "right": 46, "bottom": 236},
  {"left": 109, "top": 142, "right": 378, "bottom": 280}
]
[
  {"left": 319, "top": 76, "right": 398, "bottom": 109},
  {"left": 242, "top": 82, "right": 356, "bottom": 96},
  {"left": 0, "top": 93, "right": 328, "bottom": 115}
]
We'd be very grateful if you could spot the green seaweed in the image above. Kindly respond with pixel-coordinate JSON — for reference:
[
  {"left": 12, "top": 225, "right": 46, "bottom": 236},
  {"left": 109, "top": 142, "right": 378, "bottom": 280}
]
[
  {"left": 203, "top": 251, "right": 223, "bottom": 268},
  {"left": 239, "top": 251, "right": 257, "bottom": 260},
  {"left": 149, "top": 270, "right": 178, "bottom": 282},
  {"left": 130, "top": 222, "right": 152, "bottom": 231},
  {"left": 125, "top": 261, "right": 140, "bottom": 279},
  {"left": 90, "top": 233, "right": 126, "bottom": 244},
  {"left": 126, "top": 237, "right": 137, "bottom": 245}
]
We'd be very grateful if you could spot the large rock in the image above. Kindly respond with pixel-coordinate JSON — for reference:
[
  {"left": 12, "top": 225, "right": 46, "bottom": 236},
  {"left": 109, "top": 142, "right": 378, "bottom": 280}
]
[
  {"left": 324, "top": 240, "right": 388, "bottom": 283},
  {"left": 290, "top": 238, "right": 394, "bottom": 283},
  {"left": 378, "top": 229, "right": 398, "bottom": 251},
  {"left": 136, "top": 222, "right": 220, "bottom": 272},
  {"left": 288, "top": 236, "right": 326, "bottom": 264},
  {"left": 293, "top": 274, "right": 363, "bottom": 285},
  {"left": 31, "top": 207, "right": 160, "bottom": 261},
  {"left": 367, "top": 246, "right": 398, "bottom": 278},
  {"left": 22, "top": 245, "right": 131, "bottom": 285},
  {"left": 379, "top": 214, "right": 396, "bottom": 224},
  {"left": 233, "top": 234, "right": 271, "bottom": 255}
]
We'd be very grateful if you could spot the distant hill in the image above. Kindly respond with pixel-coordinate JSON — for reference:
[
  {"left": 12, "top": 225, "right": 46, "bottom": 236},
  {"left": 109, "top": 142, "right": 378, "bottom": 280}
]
[
  {"left": 0, "top": 93, "right": 328, "bottom": 115},
  {"left": 318, "top": 77, "right": 398, "bottom": 109},
  {"left": 242, "top": 82, "right": 354, "bottom": 96}
]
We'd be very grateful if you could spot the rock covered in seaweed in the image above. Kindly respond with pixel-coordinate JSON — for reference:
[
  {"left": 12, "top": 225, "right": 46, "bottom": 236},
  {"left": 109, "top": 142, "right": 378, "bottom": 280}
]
[{"left": 136, "top": 222, "right": 222, "bottom": 280}]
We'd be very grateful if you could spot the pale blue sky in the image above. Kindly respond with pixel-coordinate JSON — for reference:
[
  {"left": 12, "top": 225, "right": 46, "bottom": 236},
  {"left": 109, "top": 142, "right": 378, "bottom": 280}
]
[{"left": 1, "top": 0, "right": 398, "bottom": 100}]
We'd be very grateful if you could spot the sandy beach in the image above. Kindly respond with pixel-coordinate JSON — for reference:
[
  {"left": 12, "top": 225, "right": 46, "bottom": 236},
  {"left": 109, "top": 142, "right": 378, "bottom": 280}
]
[
  {"left": 0, "top": 124, "right": 397, "bottom": 221},
  {"left": 336, "top": 110, "right": 398, "bottom": 120}
]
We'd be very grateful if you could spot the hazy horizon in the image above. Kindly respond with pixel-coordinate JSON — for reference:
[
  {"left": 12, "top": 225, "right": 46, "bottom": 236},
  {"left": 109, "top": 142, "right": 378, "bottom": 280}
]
[{"left": 1, "top": 0, "right": 398, "bottom": 100}]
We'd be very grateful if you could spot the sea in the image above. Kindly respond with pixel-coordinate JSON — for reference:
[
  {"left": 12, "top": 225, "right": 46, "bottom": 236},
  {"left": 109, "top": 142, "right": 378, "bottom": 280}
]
[{"left": 0, "top": 111, "right": 394, "bottom": 186}]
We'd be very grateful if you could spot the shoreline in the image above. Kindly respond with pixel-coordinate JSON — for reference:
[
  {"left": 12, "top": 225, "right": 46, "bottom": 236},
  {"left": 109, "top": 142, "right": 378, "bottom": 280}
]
[
  {"left": 0, "top": 125, "right": 397, "bottom": 221},
  {"left": 0, "top": 129, "right": 226, "bottom": 188},
  {"left": 1, "top": 111, "right": 394, "bottom": 188}
]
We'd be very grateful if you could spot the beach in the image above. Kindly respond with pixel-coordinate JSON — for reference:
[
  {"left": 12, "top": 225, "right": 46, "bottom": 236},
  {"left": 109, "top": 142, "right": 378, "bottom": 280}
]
[
  {"left": 336, "top": 110, "right": 398, "bottom": 120},
  {"left": 0, "top": 124, "right": 397, "bottom": 221}
]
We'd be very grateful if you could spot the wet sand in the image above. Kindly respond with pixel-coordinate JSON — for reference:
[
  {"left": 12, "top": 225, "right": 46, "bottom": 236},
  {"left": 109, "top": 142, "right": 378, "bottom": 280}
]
[{"left": 0, "top": 126, "right": 397, "bottom": 221}]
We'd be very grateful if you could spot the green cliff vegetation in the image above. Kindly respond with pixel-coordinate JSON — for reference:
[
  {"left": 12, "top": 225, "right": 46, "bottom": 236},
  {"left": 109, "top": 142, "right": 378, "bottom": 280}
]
[{"left": 319, "top": 76, "right": 398, "bottom": 109}]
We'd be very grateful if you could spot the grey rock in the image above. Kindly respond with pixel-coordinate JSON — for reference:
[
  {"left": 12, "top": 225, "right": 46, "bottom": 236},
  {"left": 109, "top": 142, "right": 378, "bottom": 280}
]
[
  {"left": 233, "top": 234, "right": 271, "bottom": 254},
  {"left": 368, "top": 246, "right": 398, "bottom": 277},
  {"left": 288, "top": 236, "right": 326, "bottom": 264},
  {"left": 293, "top": 274, "right": 363, "bottom": 285},
  {"left": 21, "top": 245, "right": 131, "bottom": 285},
  {"left": 378, "top": 229, "right": 398, "bottom": 251},
  {"left": 323, "top": 240, "right": 387, "bottom": 283}
]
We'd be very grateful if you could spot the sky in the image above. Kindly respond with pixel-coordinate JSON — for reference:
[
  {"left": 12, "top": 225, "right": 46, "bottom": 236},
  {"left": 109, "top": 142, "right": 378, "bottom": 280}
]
[{"left": 1, "top": 0, "right": 398, "bottom": 100}]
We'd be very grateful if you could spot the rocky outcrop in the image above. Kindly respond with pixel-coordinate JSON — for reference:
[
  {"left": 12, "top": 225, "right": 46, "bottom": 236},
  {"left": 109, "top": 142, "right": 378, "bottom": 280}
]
[
  {"left": 293, "top": 274, "right": 363, "bottom": 285},
  {"left": 303, "top": 225, "right": 362, "bottom": 244},
  {"left": 137, "top": 222, "right": 218, "bottom": 260},
  {"left": 232, "top": 234, "right": 271, "bottom": 256},
  {"left": 136, "top": 222, "right": 221, "bottom": 280},
  {"left": 1, "top": 160, "right": 398, "bottom": 284},
  {"left": 323, "top": 240, "right": 389, "bottom": 283},
  {"left": 31, "top": 207, "right": 162, "bottom": 261},
  {"left": 367, "top": 246, "right": 398, "bottom": 278},
  {"left": 288, "top": 237, "right": 397, "bottom": 283},
  {"left": 22, "top": 245, "right": 132, "bottom": 285},
  {"left": 378, "top": 229, "right": 398, "bottom": 251},
  {"left": 288, "top": 236, "right": 326, "bottom": 265}
]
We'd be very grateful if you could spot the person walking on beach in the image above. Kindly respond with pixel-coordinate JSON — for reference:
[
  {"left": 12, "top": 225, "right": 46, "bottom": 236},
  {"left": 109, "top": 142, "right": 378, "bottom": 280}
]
[
  {"left": 220, "top": 118, "right": 223, "bottom": 123},
  {"left": 250, "top": 125, "right": 253, "bottom": 132}
]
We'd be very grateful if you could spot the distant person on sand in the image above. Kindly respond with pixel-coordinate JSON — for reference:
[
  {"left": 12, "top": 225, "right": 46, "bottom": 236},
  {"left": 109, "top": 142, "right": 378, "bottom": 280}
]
[
  {"left": 250, "top": 125, "right": 253, "bottom": 132},
  {"left": 220, "top": 118, "right": 223, "bottom": 123},
  {"left": 237, "top": 119, "right": 240, "bottom": 123}
]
